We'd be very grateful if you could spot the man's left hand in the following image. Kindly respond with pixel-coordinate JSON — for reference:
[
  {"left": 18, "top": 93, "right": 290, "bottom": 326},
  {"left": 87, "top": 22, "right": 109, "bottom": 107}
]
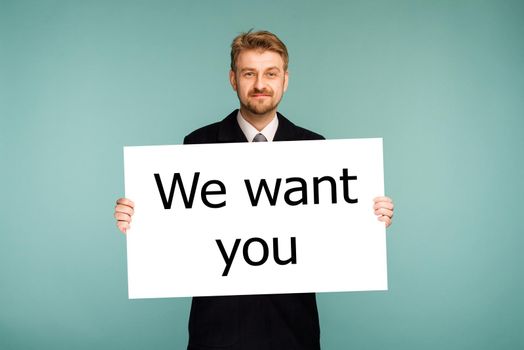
[{"left": 373, "top": 196, "right": 394, "bottom": 228}]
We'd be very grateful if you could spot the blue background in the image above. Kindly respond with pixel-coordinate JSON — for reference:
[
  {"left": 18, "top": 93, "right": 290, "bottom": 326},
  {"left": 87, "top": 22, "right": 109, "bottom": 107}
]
[{"left": 1, "top": 0, "right": 523, "bottom": 349}]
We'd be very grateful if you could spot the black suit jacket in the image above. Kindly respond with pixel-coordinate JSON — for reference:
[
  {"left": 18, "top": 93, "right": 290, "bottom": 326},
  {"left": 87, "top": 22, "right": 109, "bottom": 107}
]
[{"left": 184, "top": 110, "right": 324, "bottom": 350}]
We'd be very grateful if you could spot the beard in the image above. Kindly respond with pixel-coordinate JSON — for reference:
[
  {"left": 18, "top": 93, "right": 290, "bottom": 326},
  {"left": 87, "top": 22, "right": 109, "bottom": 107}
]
[{"left": 239, "top": 88, "right": 283, "bottom": 116}]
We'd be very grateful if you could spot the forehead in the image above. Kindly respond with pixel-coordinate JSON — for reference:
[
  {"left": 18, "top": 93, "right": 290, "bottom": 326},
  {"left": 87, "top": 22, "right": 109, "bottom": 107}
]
[{"left": 236, "top": 49, "right": 285, "bottom": 71}]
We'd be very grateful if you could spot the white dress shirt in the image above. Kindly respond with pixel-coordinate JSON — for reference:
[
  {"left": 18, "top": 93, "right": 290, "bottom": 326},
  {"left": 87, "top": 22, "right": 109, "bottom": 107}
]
[{"left": 236, "top": 110, "right": 279, "bottom": 142}]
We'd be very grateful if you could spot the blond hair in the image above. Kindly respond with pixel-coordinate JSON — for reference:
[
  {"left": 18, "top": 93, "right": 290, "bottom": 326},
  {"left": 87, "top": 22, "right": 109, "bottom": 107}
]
[{"left": 230, "top": 30, "right": 289, "bottom": 72}]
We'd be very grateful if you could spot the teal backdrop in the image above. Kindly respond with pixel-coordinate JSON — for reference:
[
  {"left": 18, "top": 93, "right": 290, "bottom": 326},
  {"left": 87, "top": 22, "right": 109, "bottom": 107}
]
[{"left": 1, "top": 0, "right": 523, "bottom": 349}]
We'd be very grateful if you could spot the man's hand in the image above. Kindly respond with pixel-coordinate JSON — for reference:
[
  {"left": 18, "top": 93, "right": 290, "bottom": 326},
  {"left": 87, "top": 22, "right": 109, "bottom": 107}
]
[
  {"left": 373, "top": 196, "right": 394, "bottom": 228},
  {"left": 114, "top": 198, "right": 135, "bottom": 234}
]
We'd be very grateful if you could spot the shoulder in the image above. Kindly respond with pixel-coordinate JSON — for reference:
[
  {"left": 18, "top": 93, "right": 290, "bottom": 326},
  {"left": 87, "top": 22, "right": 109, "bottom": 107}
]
[
  {"left": 275, "top": 112, "right": 325, "bottom": 141},
  {"left": 183, "top": 121, "right": 221, "bottom": 145},
  {"left": 292, "top": 124, "right": 325, "bottom": 141},
  {"left": 183, "top": 110, "right": 241, "bottom": 144}
]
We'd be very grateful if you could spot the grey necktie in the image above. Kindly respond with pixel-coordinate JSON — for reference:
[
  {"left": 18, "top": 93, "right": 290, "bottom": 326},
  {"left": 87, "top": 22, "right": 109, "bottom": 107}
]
[{"left": 252, "top": 133, "right": 268, "bottom": 142}]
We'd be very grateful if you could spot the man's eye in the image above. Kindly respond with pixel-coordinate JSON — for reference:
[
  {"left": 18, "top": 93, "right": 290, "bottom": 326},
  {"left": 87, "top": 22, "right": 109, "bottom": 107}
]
[
  {"left": 267, "top": 72, "right": 277, "bottom": 78},
  {"left": 244, "top": 72, "right": 255, "bottom": 77}
]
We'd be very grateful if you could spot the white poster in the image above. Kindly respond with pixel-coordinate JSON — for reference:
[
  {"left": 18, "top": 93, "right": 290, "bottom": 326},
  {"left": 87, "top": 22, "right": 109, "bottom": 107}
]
[{"left": 124, "top": 138, "right": 387, "bottom": 299}]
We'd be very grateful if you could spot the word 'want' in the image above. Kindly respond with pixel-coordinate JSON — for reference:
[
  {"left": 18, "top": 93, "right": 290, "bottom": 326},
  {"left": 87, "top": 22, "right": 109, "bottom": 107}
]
[
  {"left": 154, "top": 168, "right": 358, "bottom": 209},
  {"left": 216, "top": 237, "right": 297, "bottom": 276}
]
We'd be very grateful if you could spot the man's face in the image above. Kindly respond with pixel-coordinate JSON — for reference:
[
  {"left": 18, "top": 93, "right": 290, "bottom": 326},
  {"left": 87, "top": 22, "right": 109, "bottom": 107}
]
[{"left": 230, "top": 49, "right": 288, "bottom": 116}]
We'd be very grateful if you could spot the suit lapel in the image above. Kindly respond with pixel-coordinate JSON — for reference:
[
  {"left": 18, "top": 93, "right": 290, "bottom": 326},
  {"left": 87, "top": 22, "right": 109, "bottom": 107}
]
[
  {"left": 217, "top": 109, "right": 248, "bottom": 143},
  {"left": 274, "top": 112, "right": 299, "bottom": 141}
]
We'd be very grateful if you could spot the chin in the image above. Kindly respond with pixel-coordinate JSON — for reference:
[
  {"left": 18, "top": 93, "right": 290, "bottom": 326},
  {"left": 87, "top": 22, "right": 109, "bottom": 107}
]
[
  {"left": 248, "top": 103, "right": 275, "bottom": 115},
  {"left": 250, "top": 108, "right": 275, "bottom": 116}
]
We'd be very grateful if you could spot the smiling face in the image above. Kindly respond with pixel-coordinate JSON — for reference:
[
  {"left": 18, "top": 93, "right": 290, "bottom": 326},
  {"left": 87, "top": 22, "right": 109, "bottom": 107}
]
[{"left": 229, "top": 49, "right": 289, "bottom": 120}]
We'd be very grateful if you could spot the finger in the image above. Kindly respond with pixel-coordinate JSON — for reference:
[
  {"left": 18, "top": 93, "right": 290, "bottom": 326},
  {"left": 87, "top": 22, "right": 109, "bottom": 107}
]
[
  {"left": 373, "top": 201, "right": 394, "bottom": 210},
  {"left": 375, "top": 208, "right": 393, "bottom": 218},
  {"left": 117, "top": 221, "right": 130, "bottom": 234},
  {"left": 114, "top": 204, "right": 135, "bottom": 216},
  {"left": 373, "top": 196, "right": 392, "bottom": 203},
  {"left": 114, "top": 212, "right": 132, "bottom": 222},
  {"left": 116, "top": 198, "right": 135, "bottom": 208},
  {"left": 378, "top": 215, "right": 392, "bottom": 228}
]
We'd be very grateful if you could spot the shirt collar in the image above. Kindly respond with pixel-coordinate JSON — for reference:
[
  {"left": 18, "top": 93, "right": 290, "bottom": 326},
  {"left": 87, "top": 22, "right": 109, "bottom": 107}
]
[{"left": 236, "top": 110, "right": 279, "bottom": 142}]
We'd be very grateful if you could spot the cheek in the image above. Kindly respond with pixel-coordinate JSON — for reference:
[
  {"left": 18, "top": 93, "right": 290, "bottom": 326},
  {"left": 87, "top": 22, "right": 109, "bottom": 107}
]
[
  {"left": 273, "top": 81, "right": 285, "bottom": 95},
  {"left": 238, "top": 81, "right": 251, "bottom": 94}
]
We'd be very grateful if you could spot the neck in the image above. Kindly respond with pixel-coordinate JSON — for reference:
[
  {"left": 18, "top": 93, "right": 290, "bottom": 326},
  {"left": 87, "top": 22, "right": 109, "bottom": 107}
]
[{"left": 239, "top": 106, "right": 276, "bottom": 131}]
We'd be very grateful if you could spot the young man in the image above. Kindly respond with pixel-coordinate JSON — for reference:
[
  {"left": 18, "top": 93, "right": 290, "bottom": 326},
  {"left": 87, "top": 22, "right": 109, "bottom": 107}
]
[{"left": 114, "top": 30, "right": 394, "bottom": 350}]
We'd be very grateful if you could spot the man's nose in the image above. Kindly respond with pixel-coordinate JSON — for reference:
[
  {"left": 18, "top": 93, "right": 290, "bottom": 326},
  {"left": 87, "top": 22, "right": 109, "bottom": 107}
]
[{"left": 254, "top": 75, "right": 265, "bottom": 90}]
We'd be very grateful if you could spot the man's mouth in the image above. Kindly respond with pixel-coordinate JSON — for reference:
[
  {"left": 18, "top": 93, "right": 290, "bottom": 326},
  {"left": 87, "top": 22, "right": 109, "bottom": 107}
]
[{"left": 250, "top": 93, "right": 272, "bottom": 98}]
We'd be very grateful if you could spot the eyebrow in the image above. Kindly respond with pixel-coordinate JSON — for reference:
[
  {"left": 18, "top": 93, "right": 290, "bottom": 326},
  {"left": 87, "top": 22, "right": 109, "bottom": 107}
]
[{"left": 240, "top": 66, "right": 282, "bottom": 73}]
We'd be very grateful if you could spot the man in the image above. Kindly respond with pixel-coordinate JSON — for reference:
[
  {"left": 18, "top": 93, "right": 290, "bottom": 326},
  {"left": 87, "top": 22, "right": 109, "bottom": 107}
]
[{"left": 114, "top": 30, "right": 394, "bottom": 350}]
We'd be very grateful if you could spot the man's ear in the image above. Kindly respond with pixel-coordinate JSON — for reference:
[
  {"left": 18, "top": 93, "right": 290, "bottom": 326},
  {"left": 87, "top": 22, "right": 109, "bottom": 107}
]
[
  {"left": 229, "top": 70, "right": 237, "bottom": 91},
  {"left": 283, "top": 70, "right": 289, "bottom": 93}
]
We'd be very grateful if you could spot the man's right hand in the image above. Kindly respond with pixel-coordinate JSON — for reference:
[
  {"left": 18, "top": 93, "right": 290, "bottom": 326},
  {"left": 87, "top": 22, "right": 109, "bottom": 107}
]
[{"left": 114, "top": 198, "right": 135, "bottom": 234}]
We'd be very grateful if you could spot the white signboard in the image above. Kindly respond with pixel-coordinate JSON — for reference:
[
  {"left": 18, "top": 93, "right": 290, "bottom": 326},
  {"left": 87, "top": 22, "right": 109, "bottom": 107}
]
[{"left": 124, "top": 138, "right": 387, "bottom": 299}]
